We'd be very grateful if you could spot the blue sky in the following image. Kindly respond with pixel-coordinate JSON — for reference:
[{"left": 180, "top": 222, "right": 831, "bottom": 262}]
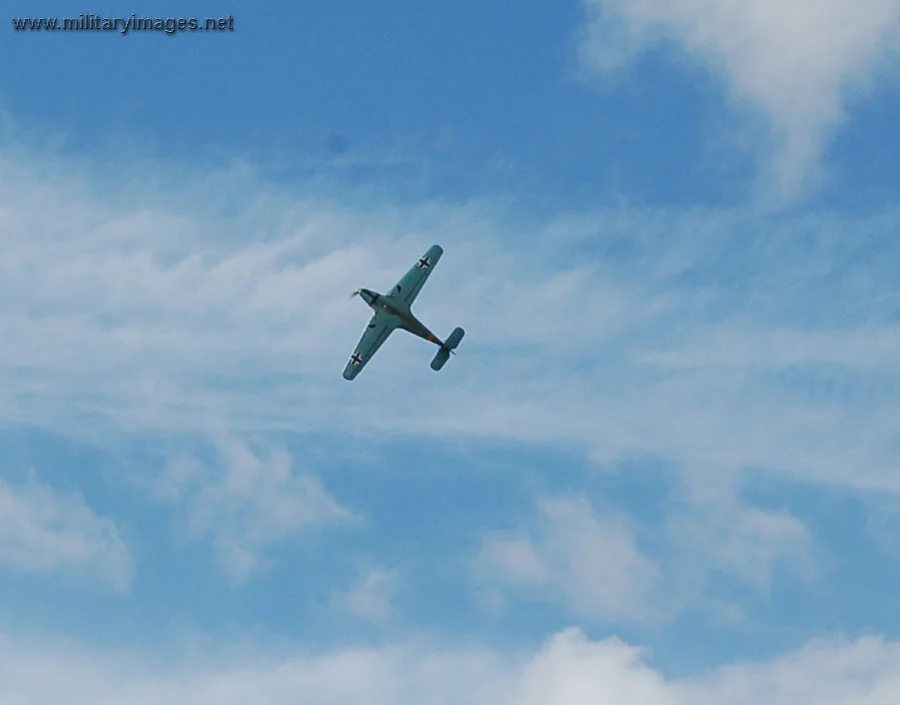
[{"left": 3, "top": 1, "right": 900, "bottom": 702}]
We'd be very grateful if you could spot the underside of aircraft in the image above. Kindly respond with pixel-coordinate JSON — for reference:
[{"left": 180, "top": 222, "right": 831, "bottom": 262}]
[{"left": 342, "top": 244, "right": 464, "bottom": 381}]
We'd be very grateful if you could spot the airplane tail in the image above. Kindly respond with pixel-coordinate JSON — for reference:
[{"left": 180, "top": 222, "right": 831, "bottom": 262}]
[{"left": 430, "top": 327, "right": 465, "bottom": 371}]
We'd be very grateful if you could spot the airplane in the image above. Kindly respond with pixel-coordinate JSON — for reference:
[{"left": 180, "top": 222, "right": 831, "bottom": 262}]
[{"left": 343, "top": 244, "right": 465, "bottom": 380}]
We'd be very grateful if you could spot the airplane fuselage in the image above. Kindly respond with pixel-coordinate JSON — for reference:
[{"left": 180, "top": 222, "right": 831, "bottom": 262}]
[{"left": 357, "top": 288, "right": 443, "bottom": 346}]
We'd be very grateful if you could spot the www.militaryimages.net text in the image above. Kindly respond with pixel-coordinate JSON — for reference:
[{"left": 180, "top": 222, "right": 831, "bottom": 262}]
[{"left": 12, "top": 14, "right": 235, "bottom": 35}]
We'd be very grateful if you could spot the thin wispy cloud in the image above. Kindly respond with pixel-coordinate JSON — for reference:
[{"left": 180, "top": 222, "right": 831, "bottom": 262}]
[
  {"left": 476, "top": 497, "right": 658, "bottom": 622},
  {"left": 476, "top": 492, "right": 815, "bottom": 622},
  {"left": 2, "top": 147, "right": 898, "bottom": 496},
  {"left": 668, "top": 500, "right": 815, "bottom": 599},
  {"left": 0, "top": 473, "right": 130, "bottom": 591},
  {"left": 334, "top": 568, "right": 399, "bottom": 624},
  {"left": 161, "top": 438, "right": 354, "bottom": 582}
]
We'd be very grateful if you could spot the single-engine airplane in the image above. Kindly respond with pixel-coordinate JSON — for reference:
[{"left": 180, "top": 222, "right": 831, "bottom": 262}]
[{"left": 343, "top": 244, "right": 464, "bottom": 380}]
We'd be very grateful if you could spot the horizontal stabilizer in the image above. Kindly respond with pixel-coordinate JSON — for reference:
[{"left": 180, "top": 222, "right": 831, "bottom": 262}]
[
  {"left": 445, "top": 326, "right": 465, "bottom": 350},
  {"left": 430, "top": 327, "right": 464, "bottom": 371},
  {"left": 430, "top": 348, "right": 451, "bottom": 371}
]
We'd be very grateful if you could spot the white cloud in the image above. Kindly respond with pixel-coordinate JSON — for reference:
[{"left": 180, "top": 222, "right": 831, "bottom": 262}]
[
  {"left": 579, "top": 0, "right": 900, "bottom": 200},
  {"left": 477, "top": 493, "right": 814, "bottom": 621},
  {"left": 477, "top": 497, "right": 658, "bottom": 621},
  {"left": 0, "top": 474, "right": 130, "bottom": 591},
  {"left": 668, "top": 499, "right": 815, "bottom": 600},
  {"left": 2, "top": 627, "right": 900, "bottom": 704},
  {"left": 161, "top": 438, "right": 354, "bottom": 582},
  {"left": 334, "top": 568, "right": 399, "bottom": 623},
  {"left": 517, "top": 629, "right": 672, "bottom": 705},
  {"left": 678, "top": 634, "right": 900, "bottom": 705}
]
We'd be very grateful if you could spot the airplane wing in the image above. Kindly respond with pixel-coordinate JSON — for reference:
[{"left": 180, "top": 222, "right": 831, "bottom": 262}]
[
  {"left": 342, "top": 312, "right": 398, "bottom": 380},
  {"left": 386, "top": 244, "right": 443, "bottom": 308}
]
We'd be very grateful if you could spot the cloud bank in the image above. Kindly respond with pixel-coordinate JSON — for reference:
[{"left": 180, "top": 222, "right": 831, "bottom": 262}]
[{"left": 1, "top": 627, "right": 900, "bottom": 704}]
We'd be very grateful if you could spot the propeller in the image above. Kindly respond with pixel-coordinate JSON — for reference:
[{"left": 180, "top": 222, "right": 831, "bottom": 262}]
[{"left": 350, "top": 288, "right": 361, "bottom": 299}]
